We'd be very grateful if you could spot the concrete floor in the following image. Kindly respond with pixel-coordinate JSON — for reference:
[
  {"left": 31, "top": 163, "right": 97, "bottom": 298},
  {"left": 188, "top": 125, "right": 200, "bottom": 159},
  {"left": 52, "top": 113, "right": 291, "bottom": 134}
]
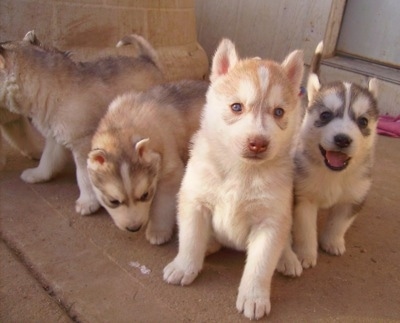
[{"left": 1, "top": 135, "right": 399, "bottom": 322}]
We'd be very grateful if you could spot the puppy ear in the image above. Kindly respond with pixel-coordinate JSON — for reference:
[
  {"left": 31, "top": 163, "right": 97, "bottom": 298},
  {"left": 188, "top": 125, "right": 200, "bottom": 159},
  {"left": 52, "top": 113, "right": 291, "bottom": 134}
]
[
  {"left": 368, "top": 78, "right": 379, "bottom": 101},
  {"left": 307, "top": 73, "right": 321, "bottom": 104},
  {"left": 23, "top": 30, "right": 41, "bottom": 46},
  {"left": 281, "top": 50, "right": 304, "bottom": 91},
  {"left": 135, "top": 138, "right": 160, "bottom": 164},
  {"left": 87, "top": 149, "right": 107, "bottom": 170},
  {"left": 210, "top": 39, "right": 239, "bottom": 83}
]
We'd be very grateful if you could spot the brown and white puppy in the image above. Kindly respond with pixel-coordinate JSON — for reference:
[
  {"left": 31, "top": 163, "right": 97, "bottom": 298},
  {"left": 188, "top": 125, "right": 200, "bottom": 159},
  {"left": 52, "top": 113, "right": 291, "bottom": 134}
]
[
  {"left": 277, "top": 42, "right": 379, "bottom": 277},
  {"left": 87, "top": 80, "right": 208, "bottom": 245},
  {"left": 0, "top": 31, "right": 164, "bottom": 214},
  {"left": 163, "top": 39, "right": 304, "bottom": 320}
]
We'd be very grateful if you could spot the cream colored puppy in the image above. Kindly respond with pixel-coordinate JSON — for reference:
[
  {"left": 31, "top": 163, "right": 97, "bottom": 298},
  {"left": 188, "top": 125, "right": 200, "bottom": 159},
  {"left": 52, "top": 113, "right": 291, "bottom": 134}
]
[{"left": 163, "top": 39, "right": 304, "bottom": 320}]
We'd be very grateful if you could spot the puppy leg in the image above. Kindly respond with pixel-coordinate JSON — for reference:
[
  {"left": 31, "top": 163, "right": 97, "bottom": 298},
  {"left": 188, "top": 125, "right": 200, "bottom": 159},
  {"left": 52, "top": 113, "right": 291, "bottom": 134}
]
[
  {"left": 146, "top": 161, "right": 185, "bottom": 245},
  {"left": 319, "top": 203, "right": 355, "bottom": 255},
  {"left": 276, "top": 235, "right": 303, "bottom": 277},
  {"left": 0, "top": 132, "right": 5, "bottom": 170},
  {"left": 73, "top": 150, "right": 100, "bottom": 215},
  {"left": 163, "top": 197, "right": 211, "bottom": 286},
  {"left": 21, "top": 136, "right": 69, "bottom": 183},
  {"left": 1, "top": 117, "right": 42, "bottom": 160},
  {"left": 236, "top": 222, "right": 287, "bottom": 320},
  {"left": 292, "top": 199, "right": 319, "bottom": 269}
]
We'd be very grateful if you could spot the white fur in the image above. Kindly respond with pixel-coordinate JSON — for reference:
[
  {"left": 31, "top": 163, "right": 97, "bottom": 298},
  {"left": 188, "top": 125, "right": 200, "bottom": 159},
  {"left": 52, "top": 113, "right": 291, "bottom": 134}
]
[{"left": 163, "top": 39, "right": 304, "bottom": 320}]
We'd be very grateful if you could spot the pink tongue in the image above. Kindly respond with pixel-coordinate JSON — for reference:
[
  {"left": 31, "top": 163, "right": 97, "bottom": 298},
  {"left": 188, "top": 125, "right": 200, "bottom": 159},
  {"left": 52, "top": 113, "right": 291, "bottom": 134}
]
[{"left": 326, "top": 151, "right": 349, "bottom": 167}]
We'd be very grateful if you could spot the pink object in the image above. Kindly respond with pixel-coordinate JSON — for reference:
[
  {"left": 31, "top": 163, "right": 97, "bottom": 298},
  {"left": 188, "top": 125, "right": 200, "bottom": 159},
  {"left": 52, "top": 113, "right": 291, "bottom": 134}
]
[{"left": 377, "top": 115, "right": 400, "bottom": 138}]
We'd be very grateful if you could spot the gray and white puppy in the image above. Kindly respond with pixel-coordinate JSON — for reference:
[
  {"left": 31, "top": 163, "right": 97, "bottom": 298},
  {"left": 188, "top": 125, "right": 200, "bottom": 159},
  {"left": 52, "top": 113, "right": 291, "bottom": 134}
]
[
  {"left": 0, "top": 31, "right": 164, "bottom": 215},
  {"left": 278, "top": 42, "right": 379, "bottom": 277}
]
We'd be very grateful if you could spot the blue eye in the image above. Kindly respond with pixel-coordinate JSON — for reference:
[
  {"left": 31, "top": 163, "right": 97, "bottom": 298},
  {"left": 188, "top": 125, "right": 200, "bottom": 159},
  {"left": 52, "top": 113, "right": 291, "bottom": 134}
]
[
  {"left": 273, "top": 107, "right": 285, "bottom": 118},
  {"left": 231, "top": 103, "right": 242, "bottom": 113}
]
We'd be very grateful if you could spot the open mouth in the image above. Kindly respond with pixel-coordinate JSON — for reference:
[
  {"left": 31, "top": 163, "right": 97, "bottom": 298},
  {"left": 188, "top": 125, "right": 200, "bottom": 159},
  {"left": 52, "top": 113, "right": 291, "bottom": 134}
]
[{"left": 319, "top": 145, "right": 351, "bottom": 171}]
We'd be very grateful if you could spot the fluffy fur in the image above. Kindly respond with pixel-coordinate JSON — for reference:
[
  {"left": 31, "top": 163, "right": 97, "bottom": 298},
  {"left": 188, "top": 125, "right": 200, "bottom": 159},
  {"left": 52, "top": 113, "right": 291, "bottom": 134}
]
[
  {"left": 163, "top": 39, "right": 304, "bottom": 320},
  {"left": 87, "top": 80, "right": 207, "bottom": 244},
  {"left": 277, "top": 42, "right": 379, "bottom": 277},
  {"left": 0, "top": 31, "right": 164, "bottom": 214},
  {"left": 0, "top": 108, "right": 42, "bottom": 169}
]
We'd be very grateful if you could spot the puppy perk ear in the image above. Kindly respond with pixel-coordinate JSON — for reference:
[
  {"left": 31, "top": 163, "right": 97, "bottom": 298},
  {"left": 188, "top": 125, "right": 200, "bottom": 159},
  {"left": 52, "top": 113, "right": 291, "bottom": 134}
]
[
  {"left": 307, "top": 73, "right": 321, "bottom": 104},
  {"left": 368, "top": 78, "right": 379, "bottom": 101},
  {"left": 210, "top": 39, "right": 239, "bottom": 82},
  {"left": 23, "top": 30, "right": 41, "bottom": 46},
  {"left": 87, "top": 149, "right": 107, "bottom": 170},
  {"left": 281, "top": 50, "right": 304, "bottom": 92},
  {"left": 135, "top": 138, "right": 160, "bottom": 164}
]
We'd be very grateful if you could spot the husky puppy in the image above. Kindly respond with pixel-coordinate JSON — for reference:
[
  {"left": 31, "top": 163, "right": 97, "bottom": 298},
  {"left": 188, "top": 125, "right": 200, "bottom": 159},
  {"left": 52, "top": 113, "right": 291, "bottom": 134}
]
[
  {"left": 0, "top": 108, "right": 42, "bottom": 169},
  {"left": 163, "top": 39, "right": 304, "bottom": 320},
  {"left": 0, "top": 31, "right": 164, "bottom": 214},
  {"left": 277, "top": 42, "right": 379, "bottom": 277},
  {"left": 87, "top": 80, "right": 207, "bottom": 244}
]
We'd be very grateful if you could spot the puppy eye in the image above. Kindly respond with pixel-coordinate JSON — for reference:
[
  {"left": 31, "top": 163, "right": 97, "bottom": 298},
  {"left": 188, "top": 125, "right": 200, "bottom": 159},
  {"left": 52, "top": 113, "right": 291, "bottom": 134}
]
[
  {"left": 357, "top": 117, "right": 368, "bottom": 129},
  {"left": 230, "top": 103, "right": 243, "bottom": 113},
  {"left": 109, "top": 200, "right": 121, "bottom": 207},
  {"left": 320, "top": 111, "right": 333, "bottom": 121},
  {"left": 273, "top": 107, "right": 285, "bottom": 118},
  {"left": 139, "top": 192, "right": 149, "bottom": 202}
]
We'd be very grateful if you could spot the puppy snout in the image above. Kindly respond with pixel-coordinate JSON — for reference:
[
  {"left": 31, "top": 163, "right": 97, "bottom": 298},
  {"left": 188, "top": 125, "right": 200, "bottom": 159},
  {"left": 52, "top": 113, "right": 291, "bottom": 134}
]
[
  {"left": 334, "top": 134, "right": 352, "bottom": 148},
  {"left": 126, "top": 224, "right": 142, "bottom": 232},
  {"left": 248, "top": 136, "right": 268, "bottom": 153}
]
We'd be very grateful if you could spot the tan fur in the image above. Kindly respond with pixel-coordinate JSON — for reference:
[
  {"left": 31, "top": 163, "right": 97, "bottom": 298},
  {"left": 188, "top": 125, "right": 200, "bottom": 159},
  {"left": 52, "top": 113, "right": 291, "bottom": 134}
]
[
  {"left": 87, "top": 80, "right": 208, "bottom": 244},
  {"left": 163, "top": 39, "right": 304, "bottom": 320},
  {"left": 0, "top": 108, "right": 43, "bottom": 169},
  {"left": 0, "top": 31, "right": 164, "bottom": 214}
]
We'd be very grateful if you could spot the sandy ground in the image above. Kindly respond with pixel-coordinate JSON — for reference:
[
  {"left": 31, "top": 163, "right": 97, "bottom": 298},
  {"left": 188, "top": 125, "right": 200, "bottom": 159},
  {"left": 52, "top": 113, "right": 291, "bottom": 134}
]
[{"left": 0, "top": 135, "right": 399, "bottom": 322}]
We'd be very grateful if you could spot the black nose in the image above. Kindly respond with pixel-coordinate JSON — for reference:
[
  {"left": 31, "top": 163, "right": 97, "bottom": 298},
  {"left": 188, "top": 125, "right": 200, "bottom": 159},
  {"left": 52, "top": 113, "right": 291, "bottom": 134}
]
[
  {"left": 126, "top": 224, "right": 142, "bottom": 232},
  {"left": 334, "top": 134, "right": 352, "bottom": 148}
]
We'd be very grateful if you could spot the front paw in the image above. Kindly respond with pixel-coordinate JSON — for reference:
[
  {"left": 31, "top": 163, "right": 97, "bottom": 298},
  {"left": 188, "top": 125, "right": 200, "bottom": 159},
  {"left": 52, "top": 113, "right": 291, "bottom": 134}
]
[
  {"left": 21, "top": 167, "right": 51, "bottom": 183},
  {"left": 163, "top": 259, "right": 200, "bottom": 286},
  {"left": 236, "top": 290, "right": 271, "bottom": 320},
  {"left": 145, "top": 226, "right": 173, "bottom": 245},
  {"left": 276, "top": 251, "right": 303, "bottom": 277},
  {"left": 320, "top": 235, "right": 346, "bottom": 256},
  {"left": 294, "top": 247, "right": 317, "bottom": 269},
  {"left": 75, "top": 197, "right": 100, "bottom": 215}
]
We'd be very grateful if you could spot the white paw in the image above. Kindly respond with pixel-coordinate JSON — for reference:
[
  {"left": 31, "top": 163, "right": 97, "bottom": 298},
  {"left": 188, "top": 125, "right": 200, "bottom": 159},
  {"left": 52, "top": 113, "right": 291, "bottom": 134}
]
[
  {"left": 276, "top": 251, "right": 303, "bottom": 277},
  {"left": 75, "top": 197, "right": 100, "bottom": 215},
  {"left": 21, "top": 167, "right": 51, "bottom": 183},
  {"left": 163, "top": 259, "right": 200, "bottom": 286},
  {"left": 320, "top": 235, "right": 346, "bottom": 256},
  {"left": 294, "top": 247, "right": 317, "bottom": 269},
  {"left": 236, "top": 290, "right": 271, "bottom": 320},
  {"left": 145, "top": 227, "right": 173, "bottom": 245}
]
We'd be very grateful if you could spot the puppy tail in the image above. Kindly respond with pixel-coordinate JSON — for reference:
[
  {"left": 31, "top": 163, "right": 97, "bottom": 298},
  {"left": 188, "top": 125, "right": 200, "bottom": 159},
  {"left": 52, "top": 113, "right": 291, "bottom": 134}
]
[
  {"left": 310, "top": 41, "right": 323, "bottom": 76},
  {"left": 116, "top": 34, "right": 162, "bottom": 71}
]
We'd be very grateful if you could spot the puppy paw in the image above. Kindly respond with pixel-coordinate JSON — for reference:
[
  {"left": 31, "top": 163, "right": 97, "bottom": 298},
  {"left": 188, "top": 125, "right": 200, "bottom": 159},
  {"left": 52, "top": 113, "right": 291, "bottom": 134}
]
[
  {"left": 320, "top": 235, "right": 346, "bottom": 256},
  {"left": 236, "top": 290, "right": 271, "bottom": 320},
  {"left": 75, "top": 197, "right": 100, "bottom": 215},
  {"left": 163, "top": 259, "right": 200, "bottom": 286},
  {"left": 145, "top": 227, "right": 173, "bottom": 245},
  {"left": 21, "top": 167, "right": 51, "bottom": 183},
  {"left": 276, "top": 251, "right": 303, "bottom": 277},
  {"left": 294, "top": 247, "right": 317, "bottom": 269}
]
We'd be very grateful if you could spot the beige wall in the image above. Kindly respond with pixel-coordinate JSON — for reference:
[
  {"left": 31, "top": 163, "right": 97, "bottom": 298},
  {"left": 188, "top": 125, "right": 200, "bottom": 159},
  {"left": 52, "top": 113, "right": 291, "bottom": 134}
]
[
  {"left": 0, "top": 0, "right": 209, "bottom": 81},
  {"left": 195, "top": 0, "right": 333, "bottom": 66}
]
